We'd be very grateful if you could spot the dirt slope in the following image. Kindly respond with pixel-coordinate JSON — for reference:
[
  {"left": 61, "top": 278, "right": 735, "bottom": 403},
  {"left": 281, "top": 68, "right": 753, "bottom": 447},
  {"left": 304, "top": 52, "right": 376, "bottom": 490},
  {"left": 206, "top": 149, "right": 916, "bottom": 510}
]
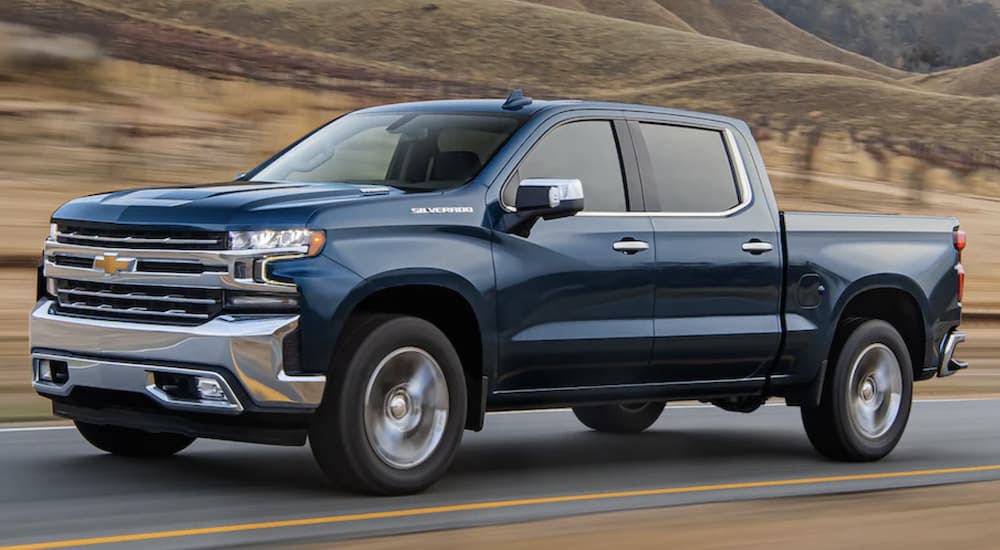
[
  {"left": 87, "top": 0, "right": 897, "bottom": 91},
  {"left": 654, "top": 0, "right": 907, "bottom": 79},
  {"left": 906, "top": 56, "right": 1000, "bottom": 98}
]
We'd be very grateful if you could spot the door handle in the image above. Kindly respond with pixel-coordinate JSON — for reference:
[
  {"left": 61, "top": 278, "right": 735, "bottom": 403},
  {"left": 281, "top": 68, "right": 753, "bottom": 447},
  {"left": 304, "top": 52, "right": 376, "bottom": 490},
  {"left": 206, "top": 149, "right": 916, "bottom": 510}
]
[
  {"left": 613, "top": 239, "right": 649, "bottom": 254},
  {"left": 741, "top": 240, "right": 774, "bottom": 254}
]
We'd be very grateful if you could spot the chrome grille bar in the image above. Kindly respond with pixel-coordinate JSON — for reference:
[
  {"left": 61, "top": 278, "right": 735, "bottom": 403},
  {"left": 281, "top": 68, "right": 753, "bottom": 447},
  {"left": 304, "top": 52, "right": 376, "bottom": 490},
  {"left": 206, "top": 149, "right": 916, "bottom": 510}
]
[
  {"left": 57, "top": 302, "right": 211, "bottom": 320},
  {"left": 57, "top": 287, "right": 218, "bottom": 305},
  {"left": 56, "top": 232, "right": 222, "bottom": 246}
]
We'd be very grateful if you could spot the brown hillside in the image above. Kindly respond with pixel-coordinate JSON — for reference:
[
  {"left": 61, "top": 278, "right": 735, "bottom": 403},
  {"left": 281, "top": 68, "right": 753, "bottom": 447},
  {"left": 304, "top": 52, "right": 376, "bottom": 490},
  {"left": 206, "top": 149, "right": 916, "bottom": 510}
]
[
  {"left": 524, "top": 0, "right": 697, "bottom": 32},
  {"left": 654, "top": 0, "right": 908, "bottom": 79},
  {"left": 600, "top": 72, "right": 1000, "bottom": 155},
  {"left": 87, "top": 0, "right": 896, "bottom": 91},
  {"left": 906, "top": 56, "right": 1000, "bottom": 98}
]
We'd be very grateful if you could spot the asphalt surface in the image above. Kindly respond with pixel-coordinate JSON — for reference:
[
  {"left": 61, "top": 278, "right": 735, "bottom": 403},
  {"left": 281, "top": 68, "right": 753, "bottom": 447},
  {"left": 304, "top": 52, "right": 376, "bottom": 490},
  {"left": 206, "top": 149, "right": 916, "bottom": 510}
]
[{"left": 2, "top": 399, "right": 1000, "bottom": 549}]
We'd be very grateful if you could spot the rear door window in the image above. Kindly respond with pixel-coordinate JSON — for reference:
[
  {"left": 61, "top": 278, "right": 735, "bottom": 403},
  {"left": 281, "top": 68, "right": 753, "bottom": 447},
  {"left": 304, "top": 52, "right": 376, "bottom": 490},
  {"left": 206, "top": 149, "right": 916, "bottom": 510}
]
[{"left": 638, "top": 123, "right": 741, "bottom": 213}]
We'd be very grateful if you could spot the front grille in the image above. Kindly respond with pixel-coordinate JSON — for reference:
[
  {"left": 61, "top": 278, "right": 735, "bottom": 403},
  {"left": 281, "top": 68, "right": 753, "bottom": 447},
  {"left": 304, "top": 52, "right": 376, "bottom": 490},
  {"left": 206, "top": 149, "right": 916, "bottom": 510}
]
[
  {"left": 56, "top": 223, "right": 228, "bottom": 250},
  {"left": 49, "top": 254, "right": 226, "bottom": 275},
  {"left": 52, "top": 279, "right": 223, "bottom": 325}
]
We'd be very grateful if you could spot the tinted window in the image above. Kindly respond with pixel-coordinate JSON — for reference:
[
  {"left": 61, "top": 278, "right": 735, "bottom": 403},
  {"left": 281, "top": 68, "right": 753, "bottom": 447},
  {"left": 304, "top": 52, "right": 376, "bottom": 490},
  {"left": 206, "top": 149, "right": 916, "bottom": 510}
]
[
  {"left": 252, "top": 113, "right": 524, "bottom": 192},
  {"left": 639, "top": 123, "right": 741, "bottom": 213},
  {"left": 511, "top": 120, "right": 627, "bottom": 212}
]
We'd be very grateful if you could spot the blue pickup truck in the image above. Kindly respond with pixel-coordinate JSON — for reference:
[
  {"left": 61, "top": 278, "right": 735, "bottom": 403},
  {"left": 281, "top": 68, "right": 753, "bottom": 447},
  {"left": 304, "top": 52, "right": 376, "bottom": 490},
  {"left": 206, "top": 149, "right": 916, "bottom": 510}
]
[{"left": 31, "top": 92, "right": 966, "bottom": 494}]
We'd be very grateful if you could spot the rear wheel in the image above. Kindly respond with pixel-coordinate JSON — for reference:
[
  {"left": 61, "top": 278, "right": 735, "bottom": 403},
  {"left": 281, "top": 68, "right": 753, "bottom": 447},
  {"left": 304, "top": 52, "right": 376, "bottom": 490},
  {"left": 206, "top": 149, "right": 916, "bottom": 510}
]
[
  {"left": 75, "top": 421, "right": 195, "bottom": 457},
  {"left": 573, "top": 402, "right": 666, "bottom": 433},
  {"left": 801, "top": 319, "right": 913, "bottom": 461},
  {"left": 309, "top": 315, "right": 467, "bottom": 495}
]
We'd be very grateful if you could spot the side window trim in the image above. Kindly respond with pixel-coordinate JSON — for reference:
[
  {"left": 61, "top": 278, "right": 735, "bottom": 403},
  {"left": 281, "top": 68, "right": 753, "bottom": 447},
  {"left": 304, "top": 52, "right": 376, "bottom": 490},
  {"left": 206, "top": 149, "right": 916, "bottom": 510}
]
[
  {"left": 499, "top": 117, "right": 643, "bottom": 213},
  {"left": 626, "top": 118, "right": 754, "bottom": 218}
]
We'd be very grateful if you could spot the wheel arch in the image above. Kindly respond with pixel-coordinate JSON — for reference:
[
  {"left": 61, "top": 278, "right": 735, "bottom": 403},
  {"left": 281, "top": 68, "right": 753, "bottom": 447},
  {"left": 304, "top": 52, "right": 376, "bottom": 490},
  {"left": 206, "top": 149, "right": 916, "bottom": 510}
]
[
  {"left": 330, "top": 269, "right": 494, "bottom": 431},
  {"left": 831, "top": 276, "right": 929, "bottom": 379}
]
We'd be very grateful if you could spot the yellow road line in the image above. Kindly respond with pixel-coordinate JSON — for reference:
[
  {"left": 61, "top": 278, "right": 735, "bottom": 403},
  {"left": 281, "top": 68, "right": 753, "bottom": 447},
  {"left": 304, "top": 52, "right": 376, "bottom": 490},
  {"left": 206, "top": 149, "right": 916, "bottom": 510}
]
[{"left": 6, "top": 464, "right": 1000, "bottom": 550}]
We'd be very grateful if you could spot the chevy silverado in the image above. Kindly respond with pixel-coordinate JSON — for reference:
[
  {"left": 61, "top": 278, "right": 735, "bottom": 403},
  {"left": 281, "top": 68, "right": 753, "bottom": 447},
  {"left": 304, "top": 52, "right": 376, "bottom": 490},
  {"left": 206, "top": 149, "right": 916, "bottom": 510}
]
[{"left": 31, "top": 92, "right": 967, "bottom": 494}]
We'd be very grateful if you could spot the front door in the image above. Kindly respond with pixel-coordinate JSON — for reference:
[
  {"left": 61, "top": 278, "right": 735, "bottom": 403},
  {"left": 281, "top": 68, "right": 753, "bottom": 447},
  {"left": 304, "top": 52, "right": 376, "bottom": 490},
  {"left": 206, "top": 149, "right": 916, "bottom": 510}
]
[{"left": 493, "top": 119, "right": 656, "bottom": 391}]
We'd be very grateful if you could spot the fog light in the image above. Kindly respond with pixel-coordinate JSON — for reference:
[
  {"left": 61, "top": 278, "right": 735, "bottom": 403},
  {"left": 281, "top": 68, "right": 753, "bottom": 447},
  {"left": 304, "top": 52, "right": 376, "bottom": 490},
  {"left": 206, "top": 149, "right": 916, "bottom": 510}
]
[
  {"left": 195, "top": 377, "right": 228, "bottom": 401},
  {"left": 37, "top": 359, "right": 52, "bottom": 382}
]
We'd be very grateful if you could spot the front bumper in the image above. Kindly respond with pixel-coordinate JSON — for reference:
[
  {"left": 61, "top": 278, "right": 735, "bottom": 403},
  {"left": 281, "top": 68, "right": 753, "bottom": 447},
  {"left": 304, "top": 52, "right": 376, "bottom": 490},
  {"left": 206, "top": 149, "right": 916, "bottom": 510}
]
[{"left": 30, "top": 299, "right": 326, "bottom": 413}]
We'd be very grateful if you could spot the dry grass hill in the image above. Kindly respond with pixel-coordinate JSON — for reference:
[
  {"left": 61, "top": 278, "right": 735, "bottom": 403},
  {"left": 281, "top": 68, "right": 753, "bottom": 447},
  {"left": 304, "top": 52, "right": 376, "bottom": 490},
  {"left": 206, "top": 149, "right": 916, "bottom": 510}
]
[
  {"left": 525, "top": 0, "right": 697, "bottom": 32},
  {"left": 63, "top": 0, "right": 1000, "bottom": 155},
  {"left": 906, "top": 56, "right": 1000, "bottom": 98},
  {"left": 524, "top": 0, "right": 907, "bottom": 78}
]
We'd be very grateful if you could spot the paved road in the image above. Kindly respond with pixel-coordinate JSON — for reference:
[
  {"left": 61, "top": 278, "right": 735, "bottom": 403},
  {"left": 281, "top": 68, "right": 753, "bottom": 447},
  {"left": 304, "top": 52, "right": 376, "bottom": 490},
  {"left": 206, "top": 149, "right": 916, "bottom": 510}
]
[{"left": 3, "top": 399, "right": 1000, "bottom": 549}]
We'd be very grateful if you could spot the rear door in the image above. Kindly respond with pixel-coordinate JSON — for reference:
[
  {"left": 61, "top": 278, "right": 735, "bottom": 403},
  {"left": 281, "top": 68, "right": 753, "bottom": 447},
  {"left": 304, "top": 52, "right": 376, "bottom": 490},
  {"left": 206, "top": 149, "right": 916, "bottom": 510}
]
[
  {"left": 630, "top": 117, "right": 783, "bottom": 383},
  {"left": 493, "top": 117, "right": 657, "bottom": 391}
]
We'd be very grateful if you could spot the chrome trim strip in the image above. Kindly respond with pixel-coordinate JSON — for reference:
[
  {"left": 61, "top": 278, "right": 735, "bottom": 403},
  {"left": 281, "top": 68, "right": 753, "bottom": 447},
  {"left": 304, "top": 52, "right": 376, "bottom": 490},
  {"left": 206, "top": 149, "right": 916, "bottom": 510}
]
[
  {"left": 501, "top": 127, "right": 754, "bottom": 218},
  {"left": 937, "top": 330, "right": 966, "bottom": 377},
  {"left": 576, "top": 128, "right": 753, "bottom": 218},
  {"left": 57, "top": 231, "right": 222, "bottom": 246},
  {"left": 57, "top": 287, "right": 218, "bottom": 305},
  {"left": 30, "top": 300, "right": 324, "bottom": 408},
  {"left": 32, "top": 352, "right": 244, "bottom": 414}
]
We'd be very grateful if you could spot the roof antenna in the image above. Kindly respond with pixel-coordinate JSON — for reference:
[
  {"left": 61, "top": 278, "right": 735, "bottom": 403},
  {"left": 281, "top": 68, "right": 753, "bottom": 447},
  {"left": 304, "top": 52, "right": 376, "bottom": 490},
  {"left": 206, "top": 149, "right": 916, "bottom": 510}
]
[{"left": 502, "top": 89, "right": 533, "bottom": 110}]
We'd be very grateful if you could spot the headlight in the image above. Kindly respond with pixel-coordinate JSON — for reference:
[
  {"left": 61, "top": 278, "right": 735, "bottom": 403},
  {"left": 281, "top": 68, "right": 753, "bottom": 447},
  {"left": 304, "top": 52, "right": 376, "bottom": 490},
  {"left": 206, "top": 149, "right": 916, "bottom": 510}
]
[
  {"left": 49, "top": 223, "right": 58, "bottom": 241},
  {"left": 228, "top": 229, "right": 326, "bottom": 256}
]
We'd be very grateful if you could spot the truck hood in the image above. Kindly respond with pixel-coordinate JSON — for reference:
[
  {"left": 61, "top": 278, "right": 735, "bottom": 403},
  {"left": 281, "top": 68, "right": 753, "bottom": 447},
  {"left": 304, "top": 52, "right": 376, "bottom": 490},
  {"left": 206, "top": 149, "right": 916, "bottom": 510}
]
[{"left": 52, "top": 182, "right": 405, "bottom": 230}]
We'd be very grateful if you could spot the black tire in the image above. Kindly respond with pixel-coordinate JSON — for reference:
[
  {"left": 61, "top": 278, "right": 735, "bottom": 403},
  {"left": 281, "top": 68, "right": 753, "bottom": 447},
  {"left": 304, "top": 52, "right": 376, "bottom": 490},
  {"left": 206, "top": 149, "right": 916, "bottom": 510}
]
[
  {"left": 309, "top": 314, "right": 467, "bottom": 495},
  {"left": 573, "top": 402, "right": 666, "bottom": 433},
  {"left": 801, "top": 319, "right": 913, "bottom": 461},
  {"left": 75, "top": 421, "right": 194, "bottom": 457}
]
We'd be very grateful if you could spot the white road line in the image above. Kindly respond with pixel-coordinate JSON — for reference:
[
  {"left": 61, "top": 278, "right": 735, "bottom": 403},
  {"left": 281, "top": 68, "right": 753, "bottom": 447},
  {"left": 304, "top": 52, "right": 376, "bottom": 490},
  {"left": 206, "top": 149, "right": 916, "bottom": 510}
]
[{"left": 1, "top": 398, "right": 996, "bottom": 433}]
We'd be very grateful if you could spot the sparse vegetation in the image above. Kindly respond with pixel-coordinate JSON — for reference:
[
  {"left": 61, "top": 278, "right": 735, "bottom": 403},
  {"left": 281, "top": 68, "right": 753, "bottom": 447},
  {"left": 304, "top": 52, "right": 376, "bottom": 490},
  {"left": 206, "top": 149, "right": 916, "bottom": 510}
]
[{"left": 761, "top": 0, "right": 1000, "bottom": 71}]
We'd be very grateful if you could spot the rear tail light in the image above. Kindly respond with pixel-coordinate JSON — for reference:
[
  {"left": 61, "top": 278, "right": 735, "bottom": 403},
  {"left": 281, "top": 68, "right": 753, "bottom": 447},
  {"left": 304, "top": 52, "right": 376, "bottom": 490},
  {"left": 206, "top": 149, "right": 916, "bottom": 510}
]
[
  {"left": 956, "top": 264, "right": 965, "bottom": 303},
  {"left": 954, "top": 229, "right": 966, "bottom": 303}
]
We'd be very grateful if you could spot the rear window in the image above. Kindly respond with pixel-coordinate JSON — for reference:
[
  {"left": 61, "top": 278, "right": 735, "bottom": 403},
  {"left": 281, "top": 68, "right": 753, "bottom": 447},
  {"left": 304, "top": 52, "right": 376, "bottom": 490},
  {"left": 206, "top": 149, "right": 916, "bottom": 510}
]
[
  {"left": 251, "top": 112, "right": 525, "bottom": 192},
  {"left": 638, "top": 123, "right": 741, "bottom": 213}
]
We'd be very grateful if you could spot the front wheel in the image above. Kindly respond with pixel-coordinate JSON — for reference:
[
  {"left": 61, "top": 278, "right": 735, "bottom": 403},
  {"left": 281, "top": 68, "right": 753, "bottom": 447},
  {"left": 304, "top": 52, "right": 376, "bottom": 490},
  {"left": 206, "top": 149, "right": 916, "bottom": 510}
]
[
  {"left": 309, "top": 315, "right": 467, "bottom": 495},
  {"left": 75, "top": 421, "right": 195, "bottom": 457},
  {"left": 801, "top": 319, "right": 913, "bottom": 461},
  {"left": 573, "top": 402, "right": 666, "bottom": 433}
]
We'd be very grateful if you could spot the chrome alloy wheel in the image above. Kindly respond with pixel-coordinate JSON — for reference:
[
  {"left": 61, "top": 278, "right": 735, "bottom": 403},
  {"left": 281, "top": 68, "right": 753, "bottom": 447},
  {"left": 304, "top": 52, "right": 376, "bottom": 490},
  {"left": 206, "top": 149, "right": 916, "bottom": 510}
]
[
  {"left": 847, "top": 343, "right": 903, "bottom": 439},
  {"left": 363, "top": 347, "right": 449, "bottom": 469}
]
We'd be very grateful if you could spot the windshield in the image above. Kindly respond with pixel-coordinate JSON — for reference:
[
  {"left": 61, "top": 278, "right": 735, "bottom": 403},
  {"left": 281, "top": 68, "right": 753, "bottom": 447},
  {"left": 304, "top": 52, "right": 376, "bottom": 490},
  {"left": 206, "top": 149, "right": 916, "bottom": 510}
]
[{"left": 250, "top": 112, "right": 525, "bottom": 191}]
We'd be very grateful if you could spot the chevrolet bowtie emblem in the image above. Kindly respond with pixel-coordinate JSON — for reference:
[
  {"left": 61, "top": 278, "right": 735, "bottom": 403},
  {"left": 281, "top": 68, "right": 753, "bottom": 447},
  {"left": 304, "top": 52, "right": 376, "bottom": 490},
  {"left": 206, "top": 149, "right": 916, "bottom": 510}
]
[{"left": 93, "top": 253, "right": 136, "bottom": 275}]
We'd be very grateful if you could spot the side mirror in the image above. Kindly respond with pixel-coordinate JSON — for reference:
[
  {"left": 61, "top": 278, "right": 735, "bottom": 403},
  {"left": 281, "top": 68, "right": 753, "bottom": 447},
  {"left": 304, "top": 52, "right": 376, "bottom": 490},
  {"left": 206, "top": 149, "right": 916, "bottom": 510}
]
[
  {"left": 504, "top": 178, "right": 585, "bottom": 237},
  {"left": 515, "top": 178, "right": 585, "bottom": 219}
]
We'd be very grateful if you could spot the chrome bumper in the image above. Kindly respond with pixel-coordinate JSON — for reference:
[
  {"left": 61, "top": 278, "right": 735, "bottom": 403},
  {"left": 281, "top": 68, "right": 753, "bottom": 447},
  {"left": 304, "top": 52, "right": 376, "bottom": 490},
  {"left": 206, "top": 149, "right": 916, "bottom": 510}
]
[
  {"left": 937, "top": 330, "right": 967, "bottom": 378},
  {"left": 30, "top": 299, "right": 326, "bottom": 413}
]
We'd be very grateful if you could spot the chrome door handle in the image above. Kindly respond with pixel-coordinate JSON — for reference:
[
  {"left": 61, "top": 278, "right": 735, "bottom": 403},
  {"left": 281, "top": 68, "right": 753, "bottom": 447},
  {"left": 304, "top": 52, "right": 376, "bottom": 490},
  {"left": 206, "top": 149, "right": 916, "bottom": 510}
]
[
  {"left": 741, "top": 240, "right": 774, "bottom": 254},
  {"left": 613, "top": 240, "right": 649, "bottom": 254}
]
